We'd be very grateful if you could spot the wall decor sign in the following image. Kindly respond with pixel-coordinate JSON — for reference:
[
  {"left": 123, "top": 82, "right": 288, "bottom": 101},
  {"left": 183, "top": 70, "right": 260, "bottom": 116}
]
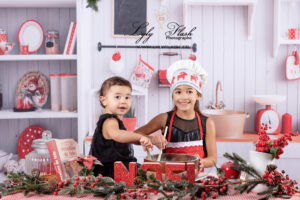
[{"left": 112, "top": 0, "right": 147, "bottom": 37}]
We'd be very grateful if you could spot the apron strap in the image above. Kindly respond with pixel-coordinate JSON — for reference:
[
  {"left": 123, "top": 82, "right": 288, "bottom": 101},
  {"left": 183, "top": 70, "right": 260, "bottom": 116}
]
[
  {"left": 167, "top": 110, "right": 203, "bottom": 142},
  {"left": 167, "top": 110, "right": 177, "bottom": 142}
]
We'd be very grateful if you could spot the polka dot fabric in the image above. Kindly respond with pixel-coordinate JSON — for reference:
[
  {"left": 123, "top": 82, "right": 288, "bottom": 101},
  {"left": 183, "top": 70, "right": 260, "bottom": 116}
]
[{"left": 17, "top": 125, "right": 45, "bottom": 159}]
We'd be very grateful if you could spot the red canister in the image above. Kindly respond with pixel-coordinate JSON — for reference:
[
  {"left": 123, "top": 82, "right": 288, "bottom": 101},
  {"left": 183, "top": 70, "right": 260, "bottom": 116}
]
[{"left": 0, "top": 29, "right": 7, "bottom": 43}]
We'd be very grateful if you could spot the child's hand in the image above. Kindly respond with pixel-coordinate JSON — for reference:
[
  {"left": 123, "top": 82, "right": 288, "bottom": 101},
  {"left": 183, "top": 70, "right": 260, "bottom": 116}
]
[
  {"left": 150, "top": 134, "right": 168, "bottom": 150},
  {"left": 140, "top": 136, "right": 153, "bottom": 151},
  {"left": 198, "top": 159, "right": 205, "bottom": 172}
]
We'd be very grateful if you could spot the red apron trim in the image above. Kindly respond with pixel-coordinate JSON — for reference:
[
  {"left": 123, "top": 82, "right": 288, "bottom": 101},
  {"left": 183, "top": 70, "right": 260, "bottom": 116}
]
[
  {"left": 166, "top": 110, "right": 205, "bottom": 159},
  {"left": 165, "top": 146, "right": 205, "bottom": 158}
]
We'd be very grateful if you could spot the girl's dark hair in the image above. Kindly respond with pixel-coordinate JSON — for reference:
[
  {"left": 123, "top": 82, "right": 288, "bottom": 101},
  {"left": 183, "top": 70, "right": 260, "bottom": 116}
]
[{"left": 98, "top": 76, "right": 132, "bottom": 107}]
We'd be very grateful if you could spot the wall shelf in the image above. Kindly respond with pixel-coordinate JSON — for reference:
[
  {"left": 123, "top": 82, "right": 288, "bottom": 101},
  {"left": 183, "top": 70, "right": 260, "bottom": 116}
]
[
  {"left": 0, "top": 0, "right": 75, "bottom": 8},
  {"left": 0, "top": 109, "right": 78, "bottom": 119},
  {"left": 0, "top": 55, "right": 77, "bottom": 61},
  {"left": 183, "top": 0, "right": 257, "bottom": 40},
  {"left": 273, "top": 0, "right": 300, "bottom": 56}
]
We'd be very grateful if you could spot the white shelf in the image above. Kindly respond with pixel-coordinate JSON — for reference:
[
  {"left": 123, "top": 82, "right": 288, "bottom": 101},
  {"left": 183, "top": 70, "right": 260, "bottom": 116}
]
[
  {"left": 280, "top": 39, "right": 300, "bottom": 45},
  {"left": 0, "top": 0, "right": 75, "bottom": 8},
  {"left": 0, "top": 109, "right": 78, "bottom": 119},
  {"left": 0, "top": 54, "right": 77, "bottom": 61},
  {"left": 183, "top": 0, "right": 257, "bottom": 40},
  {"left": 273, "top": 0, "right": 300, "bottom": 56}
]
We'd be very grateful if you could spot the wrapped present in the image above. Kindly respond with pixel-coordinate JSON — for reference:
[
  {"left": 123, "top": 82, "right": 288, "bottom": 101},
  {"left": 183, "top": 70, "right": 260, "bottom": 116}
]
[{"left": 130, "top": 55, "right": 154, "bottom": 88}]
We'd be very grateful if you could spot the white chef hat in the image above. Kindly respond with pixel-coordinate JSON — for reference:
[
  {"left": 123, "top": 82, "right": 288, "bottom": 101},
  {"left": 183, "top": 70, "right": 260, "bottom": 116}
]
[{"left": 167, "top": 59, "right": 208, "bottom": 94}]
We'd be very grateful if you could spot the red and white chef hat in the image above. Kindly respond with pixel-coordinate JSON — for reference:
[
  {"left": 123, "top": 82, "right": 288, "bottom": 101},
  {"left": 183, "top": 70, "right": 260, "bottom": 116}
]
[{"left": 167, "top": 59, "right": 208, "bottom": 94}]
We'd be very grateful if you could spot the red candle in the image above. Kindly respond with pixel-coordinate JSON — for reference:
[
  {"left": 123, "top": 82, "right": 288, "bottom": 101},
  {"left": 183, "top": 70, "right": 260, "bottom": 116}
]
[{"left": 282, "top": 113, "right": 292, "bottom": 134}]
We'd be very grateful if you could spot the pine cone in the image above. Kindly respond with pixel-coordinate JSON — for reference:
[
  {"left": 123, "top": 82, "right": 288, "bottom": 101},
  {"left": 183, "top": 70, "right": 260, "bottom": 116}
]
[
  {"left": 31, "top": 168, "right": 40, "bottom": 178},
  {"left": 48, "top": 178, "right": 58, "bottom": 188},
  {"left": 267, "top": 164, "right": 277, "bottom": 172},
  {"left": 133, "top": 177, "right": 144, "bottom": 188}
]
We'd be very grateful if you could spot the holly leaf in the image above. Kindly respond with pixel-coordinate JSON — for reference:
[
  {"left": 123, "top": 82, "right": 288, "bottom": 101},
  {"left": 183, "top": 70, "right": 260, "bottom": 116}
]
[{"left": 269, "top": 147, "right": 278, "bottom": 159}]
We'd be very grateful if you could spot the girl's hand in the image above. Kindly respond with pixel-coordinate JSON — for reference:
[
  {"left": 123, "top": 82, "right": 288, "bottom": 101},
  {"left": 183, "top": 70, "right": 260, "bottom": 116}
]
[
  {"left": 150, "top": 134, "right": 168, "bottom": 150},
  {"left": 198, "top": 159, "right": 205, "bottom": 172},
  {"left": 140, "top": 136, "right": 153, "bottom": 151}
]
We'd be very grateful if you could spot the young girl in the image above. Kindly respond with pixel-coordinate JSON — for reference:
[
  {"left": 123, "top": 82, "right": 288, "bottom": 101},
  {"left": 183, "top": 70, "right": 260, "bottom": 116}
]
[
  {"left": 137, "top": 59, "right": 217, "bottom": 172},
  {"left": 90, "top": 76, "right": 153, "bottom": 178}
]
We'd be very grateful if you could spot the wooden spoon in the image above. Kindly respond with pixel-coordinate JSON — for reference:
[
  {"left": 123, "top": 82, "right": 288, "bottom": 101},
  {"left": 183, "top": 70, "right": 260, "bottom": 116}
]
[{"left": 157, "top": 126, "right": 168, "bottom": 161}]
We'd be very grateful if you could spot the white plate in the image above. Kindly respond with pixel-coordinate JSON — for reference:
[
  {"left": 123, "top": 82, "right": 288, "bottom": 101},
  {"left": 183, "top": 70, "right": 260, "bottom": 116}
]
[{"left": 18, "top": 20, "right": 44, "bottom": 53}]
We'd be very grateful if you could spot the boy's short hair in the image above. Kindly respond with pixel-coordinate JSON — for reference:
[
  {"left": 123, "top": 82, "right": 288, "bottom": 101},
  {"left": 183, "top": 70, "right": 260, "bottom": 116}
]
[{"left": 98, "top": 76, "right": 132, "bottom": 107}]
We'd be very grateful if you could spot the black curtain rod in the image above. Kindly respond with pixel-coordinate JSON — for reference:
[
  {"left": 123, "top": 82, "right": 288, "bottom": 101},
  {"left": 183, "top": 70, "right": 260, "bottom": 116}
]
[{"left": 97, "top": 42, "right": 197, "bottom": 52}]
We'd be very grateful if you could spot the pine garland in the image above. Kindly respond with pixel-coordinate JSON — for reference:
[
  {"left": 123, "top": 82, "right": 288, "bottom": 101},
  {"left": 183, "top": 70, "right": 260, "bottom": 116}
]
[{"left": 1, "top": 153, "right": 299, "bottom": 200}]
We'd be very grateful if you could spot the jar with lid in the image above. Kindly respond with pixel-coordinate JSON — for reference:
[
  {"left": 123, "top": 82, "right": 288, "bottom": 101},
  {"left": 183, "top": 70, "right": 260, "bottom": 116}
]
[
  {"left": 45, "top": 30, "right": 59, "bottom": 54},
  {"left": 25, "top": 130, "right": 56, "bottom": 178}
]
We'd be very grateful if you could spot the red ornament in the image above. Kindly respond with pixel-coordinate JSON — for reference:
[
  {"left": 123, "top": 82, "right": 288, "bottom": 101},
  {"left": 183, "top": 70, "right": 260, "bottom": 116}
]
[
  {"left": 188, "top": 54, "right": 196, "bottom": 61},
  {"left": 220, "top": 162, "right": 241, "bottom": 179},
  {"left": 140, "top": 163, "right": 163, "bottom": 181},
  {"left": 112, "top": 51, "right": 121, "bottom": 61},
  {"left": 165, "top": 163, "right": 185, "bottom": 182},
  {"left": 114, "top": 162, "right": 137, "bottom": 186}
]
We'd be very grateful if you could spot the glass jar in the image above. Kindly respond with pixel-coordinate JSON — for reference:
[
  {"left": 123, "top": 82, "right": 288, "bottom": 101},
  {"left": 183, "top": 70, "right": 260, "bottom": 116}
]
[
  {"left": 45, "top": 30, "right": 59, "bottom": 54},
  {"left": 25, "top": 130, "right": 56, "bottom": 177}
]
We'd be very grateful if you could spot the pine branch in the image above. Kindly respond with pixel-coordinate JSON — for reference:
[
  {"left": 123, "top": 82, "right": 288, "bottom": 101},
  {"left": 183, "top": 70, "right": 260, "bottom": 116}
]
[{"left": 86, "top": 0, "right": 100, "bottom": 12}]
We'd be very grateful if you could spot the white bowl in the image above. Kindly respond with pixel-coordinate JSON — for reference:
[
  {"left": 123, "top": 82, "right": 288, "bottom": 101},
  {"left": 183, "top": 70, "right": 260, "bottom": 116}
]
[{"left": 251, "top": 95, "right": 286, "bottom": 105}]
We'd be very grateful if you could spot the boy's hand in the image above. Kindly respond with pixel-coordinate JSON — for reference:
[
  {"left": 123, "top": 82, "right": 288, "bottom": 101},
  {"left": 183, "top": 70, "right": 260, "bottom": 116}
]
[
  {"left": 150, "top": 134, "right": 168, "bottom": 150},
  {"left": 140, "top": 136, "right": 153, "bottom": 151}
]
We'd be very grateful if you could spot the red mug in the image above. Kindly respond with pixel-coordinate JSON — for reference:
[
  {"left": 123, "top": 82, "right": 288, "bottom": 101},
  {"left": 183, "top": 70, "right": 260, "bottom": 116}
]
[
  {"left": 288, "top": 28, "right": 300, "bottom": 40},
  {"left": 20, "top": 44, "right": 29, "bottom": 55}
]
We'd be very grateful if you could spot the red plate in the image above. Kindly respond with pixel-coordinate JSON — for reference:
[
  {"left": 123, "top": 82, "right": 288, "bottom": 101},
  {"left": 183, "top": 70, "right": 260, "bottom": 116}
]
[
  {"left": 18, "top": 20, "right": 44, "bottom": 54},
  {"left": 17, "top": 125, "right": 45, "bottom": 159}
]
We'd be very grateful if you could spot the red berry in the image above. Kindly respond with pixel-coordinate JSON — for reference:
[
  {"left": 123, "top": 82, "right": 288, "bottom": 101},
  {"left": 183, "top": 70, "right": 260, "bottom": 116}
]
[
  {"left": 91, "top": 184, "right": 95, "bottom": 188},
  {"left": 94, "top": 179, "right": 99, "bottom": 183},
  {"left": 73, "top": 183, "right": 77, "bottom": 187},
  {"left": 75, "top": 176, "right": 79, "bottom": 181},
  {"left": 58, "top": 182, "right": 63, "bottom": 187},
  {"left": 98, "top": 174, "right": 103, "bottom": 178},
  {"left": 82, "top": 177, "right": 86, "bottom": 182},
  {"left": 53, "top": 191, "right": 58, "bottom": 195},
  {"left": 66, "top": 179, "right": 70, "bottom": 183},
  {"left": 87, "top": 175, "right": 91, "bottom": 179},
  {"left": 201, "top": 192, "right": 206, "bottom": 198}
]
